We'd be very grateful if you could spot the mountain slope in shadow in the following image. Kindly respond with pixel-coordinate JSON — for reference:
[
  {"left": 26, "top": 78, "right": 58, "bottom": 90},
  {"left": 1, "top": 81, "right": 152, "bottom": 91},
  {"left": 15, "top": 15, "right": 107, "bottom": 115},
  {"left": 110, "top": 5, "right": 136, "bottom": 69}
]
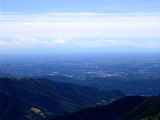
[
  {"left": 0, "top": 77, "right": 125, "bottom": 120},
  {"left": 53, "top": 96, "right": 160, "bottom": 120}
]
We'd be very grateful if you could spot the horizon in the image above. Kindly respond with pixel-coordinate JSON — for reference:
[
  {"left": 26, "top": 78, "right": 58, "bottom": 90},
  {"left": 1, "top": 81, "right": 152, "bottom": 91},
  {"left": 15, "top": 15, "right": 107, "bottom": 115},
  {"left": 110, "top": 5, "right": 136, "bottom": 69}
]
[{"left": 0, "top": 0, "right": 160, "bottom": 54}]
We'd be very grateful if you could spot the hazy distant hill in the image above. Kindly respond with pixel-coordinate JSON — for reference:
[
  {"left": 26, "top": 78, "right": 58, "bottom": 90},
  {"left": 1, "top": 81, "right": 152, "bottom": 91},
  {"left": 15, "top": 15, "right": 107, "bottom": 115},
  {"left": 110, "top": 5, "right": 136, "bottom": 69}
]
[
  {"left": 0, "top": 77, "right": 125, "bottom": 120},
  {"left": 84, "top": 77, "right": 160, "bottom": 96},
  {"left": 53, "top": 96, "right": 160, "bottom": 120},
  {"left": 38, "top": 75, "right": 160, "bottom": 96}
]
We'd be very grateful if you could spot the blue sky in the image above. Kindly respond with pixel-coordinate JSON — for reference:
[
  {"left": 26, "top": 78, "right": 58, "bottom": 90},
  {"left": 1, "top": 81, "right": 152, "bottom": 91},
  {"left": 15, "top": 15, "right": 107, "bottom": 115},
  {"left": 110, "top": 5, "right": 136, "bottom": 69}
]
[
  {"left": 0, "top": 0, "right": 160, "bottom": 53},
  {"left": 1, "top": 0, "right": 160, "bottom": 13}
]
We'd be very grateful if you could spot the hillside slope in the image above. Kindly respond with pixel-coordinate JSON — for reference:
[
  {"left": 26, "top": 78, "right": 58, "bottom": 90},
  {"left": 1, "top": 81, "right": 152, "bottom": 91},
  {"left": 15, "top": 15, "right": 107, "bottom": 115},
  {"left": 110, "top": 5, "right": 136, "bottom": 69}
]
[
  {"left": 0, "top": 77, "right": 124, "bottom": 120},
  {"left": 53, "top": 96, "right": 160, "bottom": 120}
]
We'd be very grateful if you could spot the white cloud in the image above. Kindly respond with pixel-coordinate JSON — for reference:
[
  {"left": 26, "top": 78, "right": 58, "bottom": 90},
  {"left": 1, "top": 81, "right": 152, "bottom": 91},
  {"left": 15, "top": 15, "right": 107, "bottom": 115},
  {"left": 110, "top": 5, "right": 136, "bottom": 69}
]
[
  {"left": 69, "top": 39, "right": 160, "bottom": 49},
  {"left": 0, "top": 37, "right": 71, "bottom": 48},
  {"left": 0, "top": 12, "right": 160, "bottom": 49}
]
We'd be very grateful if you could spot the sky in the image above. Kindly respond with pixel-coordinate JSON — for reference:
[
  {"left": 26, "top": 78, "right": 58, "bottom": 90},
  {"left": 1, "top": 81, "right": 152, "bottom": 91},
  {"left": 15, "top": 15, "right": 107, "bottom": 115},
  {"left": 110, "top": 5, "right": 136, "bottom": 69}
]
[{"left": 0, "top": 0, "right": 160, "bottom": 54}]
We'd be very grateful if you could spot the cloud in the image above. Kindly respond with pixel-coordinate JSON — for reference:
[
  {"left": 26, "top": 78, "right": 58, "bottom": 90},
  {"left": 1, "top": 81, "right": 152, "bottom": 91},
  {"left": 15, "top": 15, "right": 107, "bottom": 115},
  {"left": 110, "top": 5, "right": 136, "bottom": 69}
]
[
  {"left": 0, "top": 37, "right": 70, "bottom": 48},
  {"left": 0, "top": 37, "right": 160, "bottom": 50},
  {"left": 0, "top": 12, "right": 160, "bottom": 49},
  {"left": 69, "top": 39, "right": 160, "bottom": 49}
]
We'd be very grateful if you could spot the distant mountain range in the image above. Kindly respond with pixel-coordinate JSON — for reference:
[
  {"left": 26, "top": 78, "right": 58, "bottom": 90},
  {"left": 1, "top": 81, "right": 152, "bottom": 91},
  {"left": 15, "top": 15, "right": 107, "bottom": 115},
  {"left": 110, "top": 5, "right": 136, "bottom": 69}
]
[
  {"left": 0, "top": 77, "right": 125, "bottom": 120},
  {"left": 53, "top": 96, "right": 160, "bottom": 120}
]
